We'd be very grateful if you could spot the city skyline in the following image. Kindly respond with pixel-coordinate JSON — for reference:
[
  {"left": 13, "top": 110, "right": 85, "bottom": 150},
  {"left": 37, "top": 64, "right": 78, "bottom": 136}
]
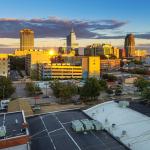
[{"left": 0, "top": 0, "right": 150, "bottom": 50}]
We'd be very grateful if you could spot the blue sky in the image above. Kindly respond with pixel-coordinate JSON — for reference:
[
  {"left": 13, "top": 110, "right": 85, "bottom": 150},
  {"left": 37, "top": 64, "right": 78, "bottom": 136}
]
[{"left": 0, "top": 0, "right": 150, "bottom": 48}]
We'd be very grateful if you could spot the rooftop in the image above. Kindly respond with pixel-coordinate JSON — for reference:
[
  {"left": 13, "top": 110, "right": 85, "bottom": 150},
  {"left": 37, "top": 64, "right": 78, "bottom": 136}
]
[
  {"left": 84, "top": 101, "right": 150, "bottom": 150},
  {"left": 0, "top": 111, "right": 27, "bottom": 140},
  {"left": 27, "top": 109, "right": 128, "bottom": 150}
]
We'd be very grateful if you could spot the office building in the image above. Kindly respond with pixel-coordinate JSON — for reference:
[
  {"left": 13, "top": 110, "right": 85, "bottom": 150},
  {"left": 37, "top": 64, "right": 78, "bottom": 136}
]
[
  {"left": 38, "top": 63, "right": 82, "bottom": 79},
  {"left": 0, "top": 54, "right": 9, "bottom": 77},
  {"left": 84, "top": 44, "right": 103, "bottom": 56},
  {"left": 66, "top": 29, "right": 79, "bottom": 52},
  {"left": 20, "top": 29, "right": 34, "bottom": 50},
  {"left": 124, "top": 34, "right": 135, "bottom": 57}
]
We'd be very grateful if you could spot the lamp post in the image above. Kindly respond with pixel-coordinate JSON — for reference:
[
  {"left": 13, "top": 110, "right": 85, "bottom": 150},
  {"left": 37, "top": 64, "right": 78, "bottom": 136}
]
[{"left": 3, "top": 85, "right": 5, "bottom": 100}]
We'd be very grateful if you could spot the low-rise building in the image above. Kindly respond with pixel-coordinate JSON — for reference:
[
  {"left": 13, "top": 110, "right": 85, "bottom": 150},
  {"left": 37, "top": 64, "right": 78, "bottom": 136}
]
[
  {"left": 100, "top": 59, "right": 120, "bottom": 71},
  {"left": 0, "top": 54, "right": 10, "bottom": 77},
  {"left": 0, "top": 111, "right": 29, "bottom": 149},
  {"left": 38, "top": 63, "right": 82, "bottom": 80}
]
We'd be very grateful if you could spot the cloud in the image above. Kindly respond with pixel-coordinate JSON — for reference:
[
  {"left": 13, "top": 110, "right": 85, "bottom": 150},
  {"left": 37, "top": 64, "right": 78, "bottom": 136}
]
[
  {"left": 0, "top": 17, "right": 127, "bottom": 38},
  {"left": 135, "top": 33, "right": 150, "bottom": 39}
]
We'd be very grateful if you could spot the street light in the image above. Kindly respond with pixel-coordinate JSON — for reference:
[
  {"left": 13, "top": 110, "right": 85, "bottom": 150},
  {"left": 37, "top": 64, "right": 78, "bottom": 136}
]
[{"left": 3, "top": 85, "right": 5, "bottom": 100}]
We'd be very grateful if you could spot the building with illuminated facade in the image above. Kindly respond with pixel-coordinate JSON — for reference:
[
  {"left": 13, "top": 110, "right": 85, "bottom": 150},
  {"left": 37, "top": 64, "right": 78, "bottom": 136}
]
[
  {"left": 25, "top": 50, "right": 54, "bottom": 78},
  {"left": 0, "top": 54, "right": 9, "bottom": 77},
  {"left": 38, "top": 63, "right": 82, "bottom": 80},
  {"left": 84, "top": 43, "right": 120, "bottom": 58},
  {"left": 82, "top": 56, "right": 100, "bottom": 79},
  {"left": 20, "top": 29, "right": 34, "bottom": 51},
  {"left": 124, "top": 33, "right": 135, "bottom": 57}
]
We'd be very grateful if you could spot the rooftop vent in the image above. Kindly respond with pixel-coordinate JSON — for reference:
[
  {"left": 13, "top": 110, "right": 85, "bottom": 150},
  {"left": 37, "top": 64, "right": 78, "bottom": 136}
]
[
  {"left": 118, "top": 101, "right": 129, "bottom": 108},
  {"left": 0, "top": 126, "right": 6, "bottom": 137}
]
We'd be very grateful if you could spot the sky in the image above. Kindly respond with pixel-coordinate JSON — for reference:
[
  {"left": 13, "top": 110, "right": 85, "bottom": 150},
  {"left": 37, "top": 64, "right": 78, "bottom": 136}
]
[{"left": 0, "top": 0, "right": 150, "bottom": 50}]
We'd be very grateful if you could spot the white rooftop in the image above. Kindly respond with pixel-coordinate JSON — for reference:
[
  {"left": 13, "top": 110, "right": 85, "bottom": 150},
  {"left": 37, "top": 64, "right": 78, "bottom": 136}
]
[{"left": 84, "top": 101, "right": 150, "bottom": 150}]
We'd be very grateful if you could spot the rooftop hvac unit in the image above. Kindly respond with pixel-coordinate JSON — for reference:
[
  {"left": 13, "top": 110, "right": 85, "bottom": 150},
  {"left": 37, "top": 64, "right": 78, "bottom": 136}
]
[
  {"left": 91, "top": 120, "right": 102, "bottom": 130},
  {"left": 80, "top": 119, "right": 94, "bottom": 131},
  {"left": 118, "top": 101, "right": 129, "bottom": 108},
  {"left": 71, "top": 120, "right": 84, "bottom": 132},
  {"left": 0, "top": 126, "right": 6, "bottom": 137}
]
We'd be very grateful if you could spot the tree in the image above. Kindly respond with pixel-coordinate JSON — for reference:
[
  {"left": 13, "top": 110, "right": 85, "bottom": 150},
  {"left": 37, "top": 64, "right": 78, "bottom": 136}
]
[
  {"left": 99, "top": 79, "right": 108, "bottom": 91},
  {"left": 80, "top": 78, "right": 101, "bottom": 101},
  {"left": 25, "top": 82, "right": 41, "bottom": 96},
  {"left": 134, "top": 78, "right": 150, "bottom": 91},
  {"left": 102, "top": 74, "right": 117, "bottom": 82},
  {"left": 50, "top": 80, "right": 77, "bottom": 103},
  {"left": 115, "top": 88, "right": 122, "bottom": 96},
  {"left": 141, "top": 88, "right": 150, "bottom": 100},
  {"left": 10, "top": 56, "right": 25, "bottom": 70},
  {"left": 0, "top": 76, "right": 15, "bottom": 99},
  {"left": 106, "top": 88, "right": 113, "bottom": 95}
]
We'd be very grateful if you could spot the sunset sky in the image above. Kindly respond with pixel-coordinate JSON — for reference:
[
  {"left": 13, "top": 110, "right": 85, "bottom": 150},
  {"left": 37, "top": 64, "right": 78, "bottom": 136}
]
[{"left": 0, "top": 0, "right": 150, "bottom": 49}]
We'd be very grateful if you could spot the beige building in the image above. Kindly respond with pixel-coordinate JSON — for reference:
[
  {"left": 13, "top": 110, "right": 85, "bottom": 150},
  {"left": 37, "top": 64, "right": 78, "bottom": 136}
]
[
  {"left": 100, "top": 59, "right": 120, "bottom": 71},
  {"left": 38, "top": 63, "right": 82, "bottom": 79},
  {"left": 0, "top": 54, "right": 9, "bottom": 77},
  {"left": 20, "top": 29, "right": 34, "bottom": 50}
]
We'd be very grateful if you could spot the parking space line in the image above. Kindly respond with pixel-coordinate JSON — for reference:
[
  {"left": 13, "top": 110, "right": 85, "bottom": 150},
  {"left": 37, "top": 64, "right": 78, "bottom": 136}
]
[
  {"left": 62, "top": 121, "right": 72, "bottom": 125},
  {"left": 40, "top": 116, "right": 56, "bottom": 150},
  {"left": 48, "top": 128, "right": 63, "bottom": 134},
  {"left": 31, "top": 129, "right": 46, "bottom": 138},
  {"left": 54, "top": 115, "right": 82, "bottom": 150}
]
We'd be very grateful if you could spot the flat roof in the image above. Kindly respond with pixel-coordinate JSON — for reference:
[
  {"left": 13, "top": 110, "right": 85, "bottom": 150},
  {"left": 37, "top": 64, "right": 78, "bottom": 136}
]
[
  {"left": 84, "top": 101, "right": 150, "bottom": 150},
  {"left": 27, "top": 109, "right": 128, "bottom": 150},
  {"left": 0, "top": 111, "right": 27, "bottom": 140}
]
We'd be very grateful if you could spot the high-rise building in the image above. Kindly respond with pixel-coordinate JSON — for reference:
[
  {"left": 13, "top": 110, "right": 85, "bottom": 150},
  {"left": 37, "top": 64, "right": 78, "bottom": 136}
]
[
  {"left": 124, "top": 34, "right": 135, "bottom": 57},
  {"left": 20, "top": 29, "right": 34, "bottom": 50},
  {"left": 0, "top": 54, "right": 9, "bottom": 77},
  {"left": 84, "top": 44, "right": 103, "bottom": 56},
  {"left": 66, "top": 29, "right": 78, "bottom": 51}
]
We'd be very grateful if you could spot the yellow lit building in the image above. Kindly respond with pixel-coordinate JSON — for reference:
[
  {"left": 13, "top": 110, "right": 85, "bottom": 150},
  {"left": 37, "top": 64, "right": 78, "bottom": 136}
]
[
  {"left": 134, "top": 49, "right": 147, "bottom": 57},
  {"left": 20, "top": 29, "right": 34, "bottom": 50},
  {"left": 38, "top": 63, "right": 82, "bottom": 79},
  {"left": 82, "top": 56, "right": 100, "bottom": 79},
  {"left": 25, "top": 51, "right": 53, "bottom": 77},
  {"left": 0, "top": 54, "right": 9, "bottom": 77},
  {"left": 89, "top": 57, "right": 100, "bottom": 78}
]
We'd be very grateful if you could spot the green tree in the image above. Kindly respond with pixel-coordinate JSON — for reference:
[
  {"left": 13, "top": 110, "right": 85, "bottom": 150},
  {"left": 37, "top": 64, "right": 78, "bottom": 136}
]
[
  {"left": 10, "top": 56, "right": 25, "bottom": 70},
  {"left": 134, "top": 78, "right": 150, "bottom": 91},
  {"left": 115, "top": 88, "right": 122, "bottom": 96},
  {"left": 102, "top": 74, "right": 117, "bottom": 82},
  {"left": 106, "top": 88, "right": 113, "bottom": 95},
  {"left": 99, "top": 79, "right": 108, "bottom": 91},
  {"left": 50, "top": 80, "right": 77, "bottom": 103},
  {"left": 25, "top": 82, "right": 41, "bottom": 96},
  {"left": 141, "top": 88, "right": 150, "bottom": 100},
  {"left": 0, "top": 76, "right": 15, "bottom": 99},
  {"left": 80, "top": 78, "right": 101, "bottom": 101}
]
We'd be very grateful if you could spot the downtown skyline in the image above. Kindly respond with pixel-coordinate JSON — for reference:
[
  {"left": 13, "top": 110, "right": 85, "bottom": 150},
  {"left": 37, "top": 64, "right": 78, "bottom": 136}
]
[{"left": 0, "top": 0, "right": 150, "bottom": 50}]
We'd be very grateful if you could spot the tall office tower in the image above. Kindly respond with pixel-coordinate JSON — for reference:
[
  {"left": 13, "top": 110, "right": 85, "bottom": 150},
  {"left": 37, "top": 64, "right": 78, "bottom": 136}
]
[
  {"left": 66, "top": 28, "right": 78, "bottom": 51},
  {"left": 124, "top": 33, "right": 135, "bottom": 57},
  {"left": 20, "top": 29, "right": 34, "bottom": 50}
]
